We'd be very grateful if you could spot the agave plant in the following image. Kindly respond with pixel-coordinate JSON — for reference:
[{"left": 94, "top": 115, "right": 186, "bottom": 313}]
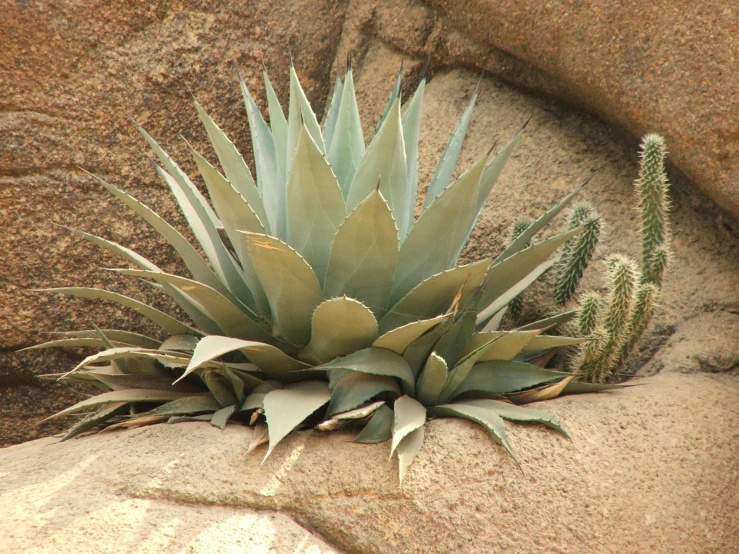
[{"left": 29, "top": 61, "right": 615, "bottom": 483}]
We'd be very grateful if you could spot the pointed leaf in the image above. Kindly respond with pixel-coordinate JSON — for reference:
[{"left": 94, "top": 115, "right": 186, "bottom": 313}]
[
  {"left": 139, "top": 394, "right": 222, "bottom": 418},
  {"left": 63, "top": 347, "right": 192, "bottom": 377},
  {"left": 135, "top": 122, "right": 221, "bottom": 229},
  {"left": 517, "top": 310, "right": 578, "bottom": 331},
  {"left": 88, "top": 176, "right": 231, "bottom": 298},
  {"left": 397, "top": 425, "right": 424, "bottom": 486},
  {"left": 86, "top": 372, "right": 204, "bottom": 393},
  {"left": 21, "top": 337, "right": 133, "bottom": 351},
  {"left": 461, "top": 331, "right": 538, "bottom": 362},
  {"left": 193, "top": 98, "right": 268, "bottom": 226},
  {"left": 190, "top": 146, "right": 270, "bottom": 315},
  {"left": 392, "top": 153, "right": 487, "bottom": 303},
  {"left": 428, "top": 402, "right": 516, "bottom": 461},
  {"left": 316, "top": 400, "right": 386, "bottom": 431},
  {"left": 109, "top": 269, "right": 278, "bottom": 345},
  {"left": 327, "top": 373, "right": 400, "bottom": 416},
  {"left": 327, "top": 67, "right": 365, "bottom": 193},
  {"left": 507, "top": 375, "right": 575, "bottom": 404},
  {"left": 289, "top": 64, "right": 325, "bottom": 153},
  {"left": 37, "top": 288, "right": 199, "bottom": 336},
  {"left": 496, "top": 180, "right": 587, "bottom": 262},
  {"left": 448, "top": 360, "right": 570, "bottom": 400},
  {"left": 263, "top": 68, "right": 288, "bottom": 181},
  {"left": 52, "top": 329, "right": 162, "bottom": 349},
  {"left": 521, "top": 335, "right": 587, "bottom": 352},
  {"left": 476, "top": 257, "right": 557, "bottom": 325},
  {"left": 66, "top": 227, "right": 225, "bottom": 334},
  {"left": 379, "top": 259, "right": 490, "bottom": 334},
  {"left": 184, "top": 336, "right": 307, "bottom": 382},
  {"left": 423, "top": 82, "right": 479, "bottom": 209},
  {"left": 416, "top": 352, "right": 448, "bottom": 406},
  {"left": 263, "top": 380, "right": 330, "bottom": 459},
  {"left": 372, "top": 315, "right": 447, "bottom": 354},
  {"left": 323, "top": 190, "right": 399, "bottom": 317},
  {"left": 374, "top": 64, "right": 403, "bottom": 135},
  {"left": 286, "top": 125, "right": 346, "bottom": 282},
  {"left": 318, "top": 347, "right": 415, "bottom": 395},
  {"left": 210, "top": 404, "right": 238, "bottom": 430},
  {"left": 354, "top": 404, "right": 394, "bottom": 444},
  {"left": 461, "top": 398, "right": 568, "bottom": 436},
  {"left": 475, "top": 128, "right": 524, "bottom": 217},
  {"left": 346, "top": 100, "right": 410, "bottom": 238},
  {"left": 153, "top": 164, "right": 254, "bottom": 303},
  {"left": 47, "top": 389, "right": 198, "bottom": 420},
  {"left": 245, "top": 233, "right": 323, "bottom": 347},
  {"left": 304, "top": 297, "right": 378, "bottom": 364},
  {"left": 61, "top": 402, "right": 129, "bottom": 441},
  {"left": 390, "top": 395, "right": 426, "bottom": 457},
  {"left": 477, "top": 227, "right": 583, "bottom": 324},
  {"left": 322, "top": 72, "right": 343, "bottom": 151},
  {"left": 401, "top": 78, "right": 425, "bottom": 224},
  {"left": 240, "top": 76, "right": 284, "bottom": 237}
]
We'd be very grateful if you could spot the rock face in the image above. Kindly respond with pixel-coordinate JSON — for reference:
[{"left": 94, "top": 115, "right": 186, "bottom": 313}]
[
  {"left": 1, "top": 371, "right": 737, "bottom": 553},
  {"left": 428, "top": 0, "right": 739, "bottom": 222}
]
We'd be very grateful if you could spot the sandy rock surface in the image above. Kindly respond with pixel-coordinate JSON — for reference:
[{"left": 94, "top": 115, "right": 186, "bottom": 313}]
[{"left": 1, "top": 370, "right": 737, "bottom": 554}]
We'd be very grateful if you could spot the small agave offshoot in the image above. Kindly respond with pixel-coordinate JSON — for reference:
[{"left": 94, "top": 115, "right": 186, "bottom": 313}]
[{"left": 28, "top": 61, "right": 617, "bottom": 483}]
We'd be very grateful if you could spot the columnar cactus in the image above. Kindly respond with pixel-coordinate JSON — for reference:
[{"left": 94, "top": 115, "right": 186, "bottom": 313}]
[
  {"left": 554, "top": 201, "right": 602, "bottom": 306},
  {"left": 635, "top": 134, "right": 671, "bottom": 285},
  {"left": 620, "top": 281, "right": 660, "bottom": 358},
  {"left": 570, "top": 134, "right": 672, "bottom": 382},
  {"left": 575, "top": 291, "right": 602, "bottom": 337}
]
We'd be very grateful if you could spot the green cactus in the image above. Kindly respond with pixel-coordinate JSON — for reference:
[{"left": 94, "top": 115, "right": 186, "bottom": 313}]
[
  {"left": 635, "top": 134, "right": 671, "bottom": 284},
  {"left": 575, "top": 291, "right": 602, "bottom": 337},
  {"left": 644, "top": 243, "right": 670, "bottom": 287},
  {"left": 573, "top": 327, "right": 607, "bottom": 378},
  {"left": 554, "top": 202, "right": 602, "bottom": 306},
  {"left": 567, "top": 134, "right": 672, "bottom": 382},
  {"left": 506, "top": 217, "right": 532, "bottom": 321},
  {"left": 575, "top": 254, "right": 640, "bottom": 382},
  {"left": 601, "top": 254, "right": 639, "bottom": 344},
  {"left": 620, "top": 282, "right": 660, "bottom": 359}
]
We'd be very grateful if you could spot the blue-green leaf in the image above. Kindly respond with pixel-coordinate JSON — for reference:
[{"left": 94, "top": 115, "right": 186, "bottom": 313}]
[
  {"left": 423, "top": 81, "right": 480, "bottom": 209},
  {"left": 323, "top": 190, "right": 399, "bottom": 317},
  {"left": 263, "top": 380, "right": 330, "bottom": 459},
  {"left": 391, "top": 154, "right": 488, "bottom": 304},
  {"left": 240, "top": 76, "right": 284, "bottom": 238},
  {"left": 346, "top": 99, "right": 409, "bottom": 238},
  {"left": 327, "top": 66, "right": 364, "bottom": 194},
  {"left": 193, "top": 98, "right": 268, "bottom": 227},
  {"left": 245, "top": 233, "right": 323, "bottom": 348},
  {"left": 286, "top": 124, "right": 346, "bottom": 283}
]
